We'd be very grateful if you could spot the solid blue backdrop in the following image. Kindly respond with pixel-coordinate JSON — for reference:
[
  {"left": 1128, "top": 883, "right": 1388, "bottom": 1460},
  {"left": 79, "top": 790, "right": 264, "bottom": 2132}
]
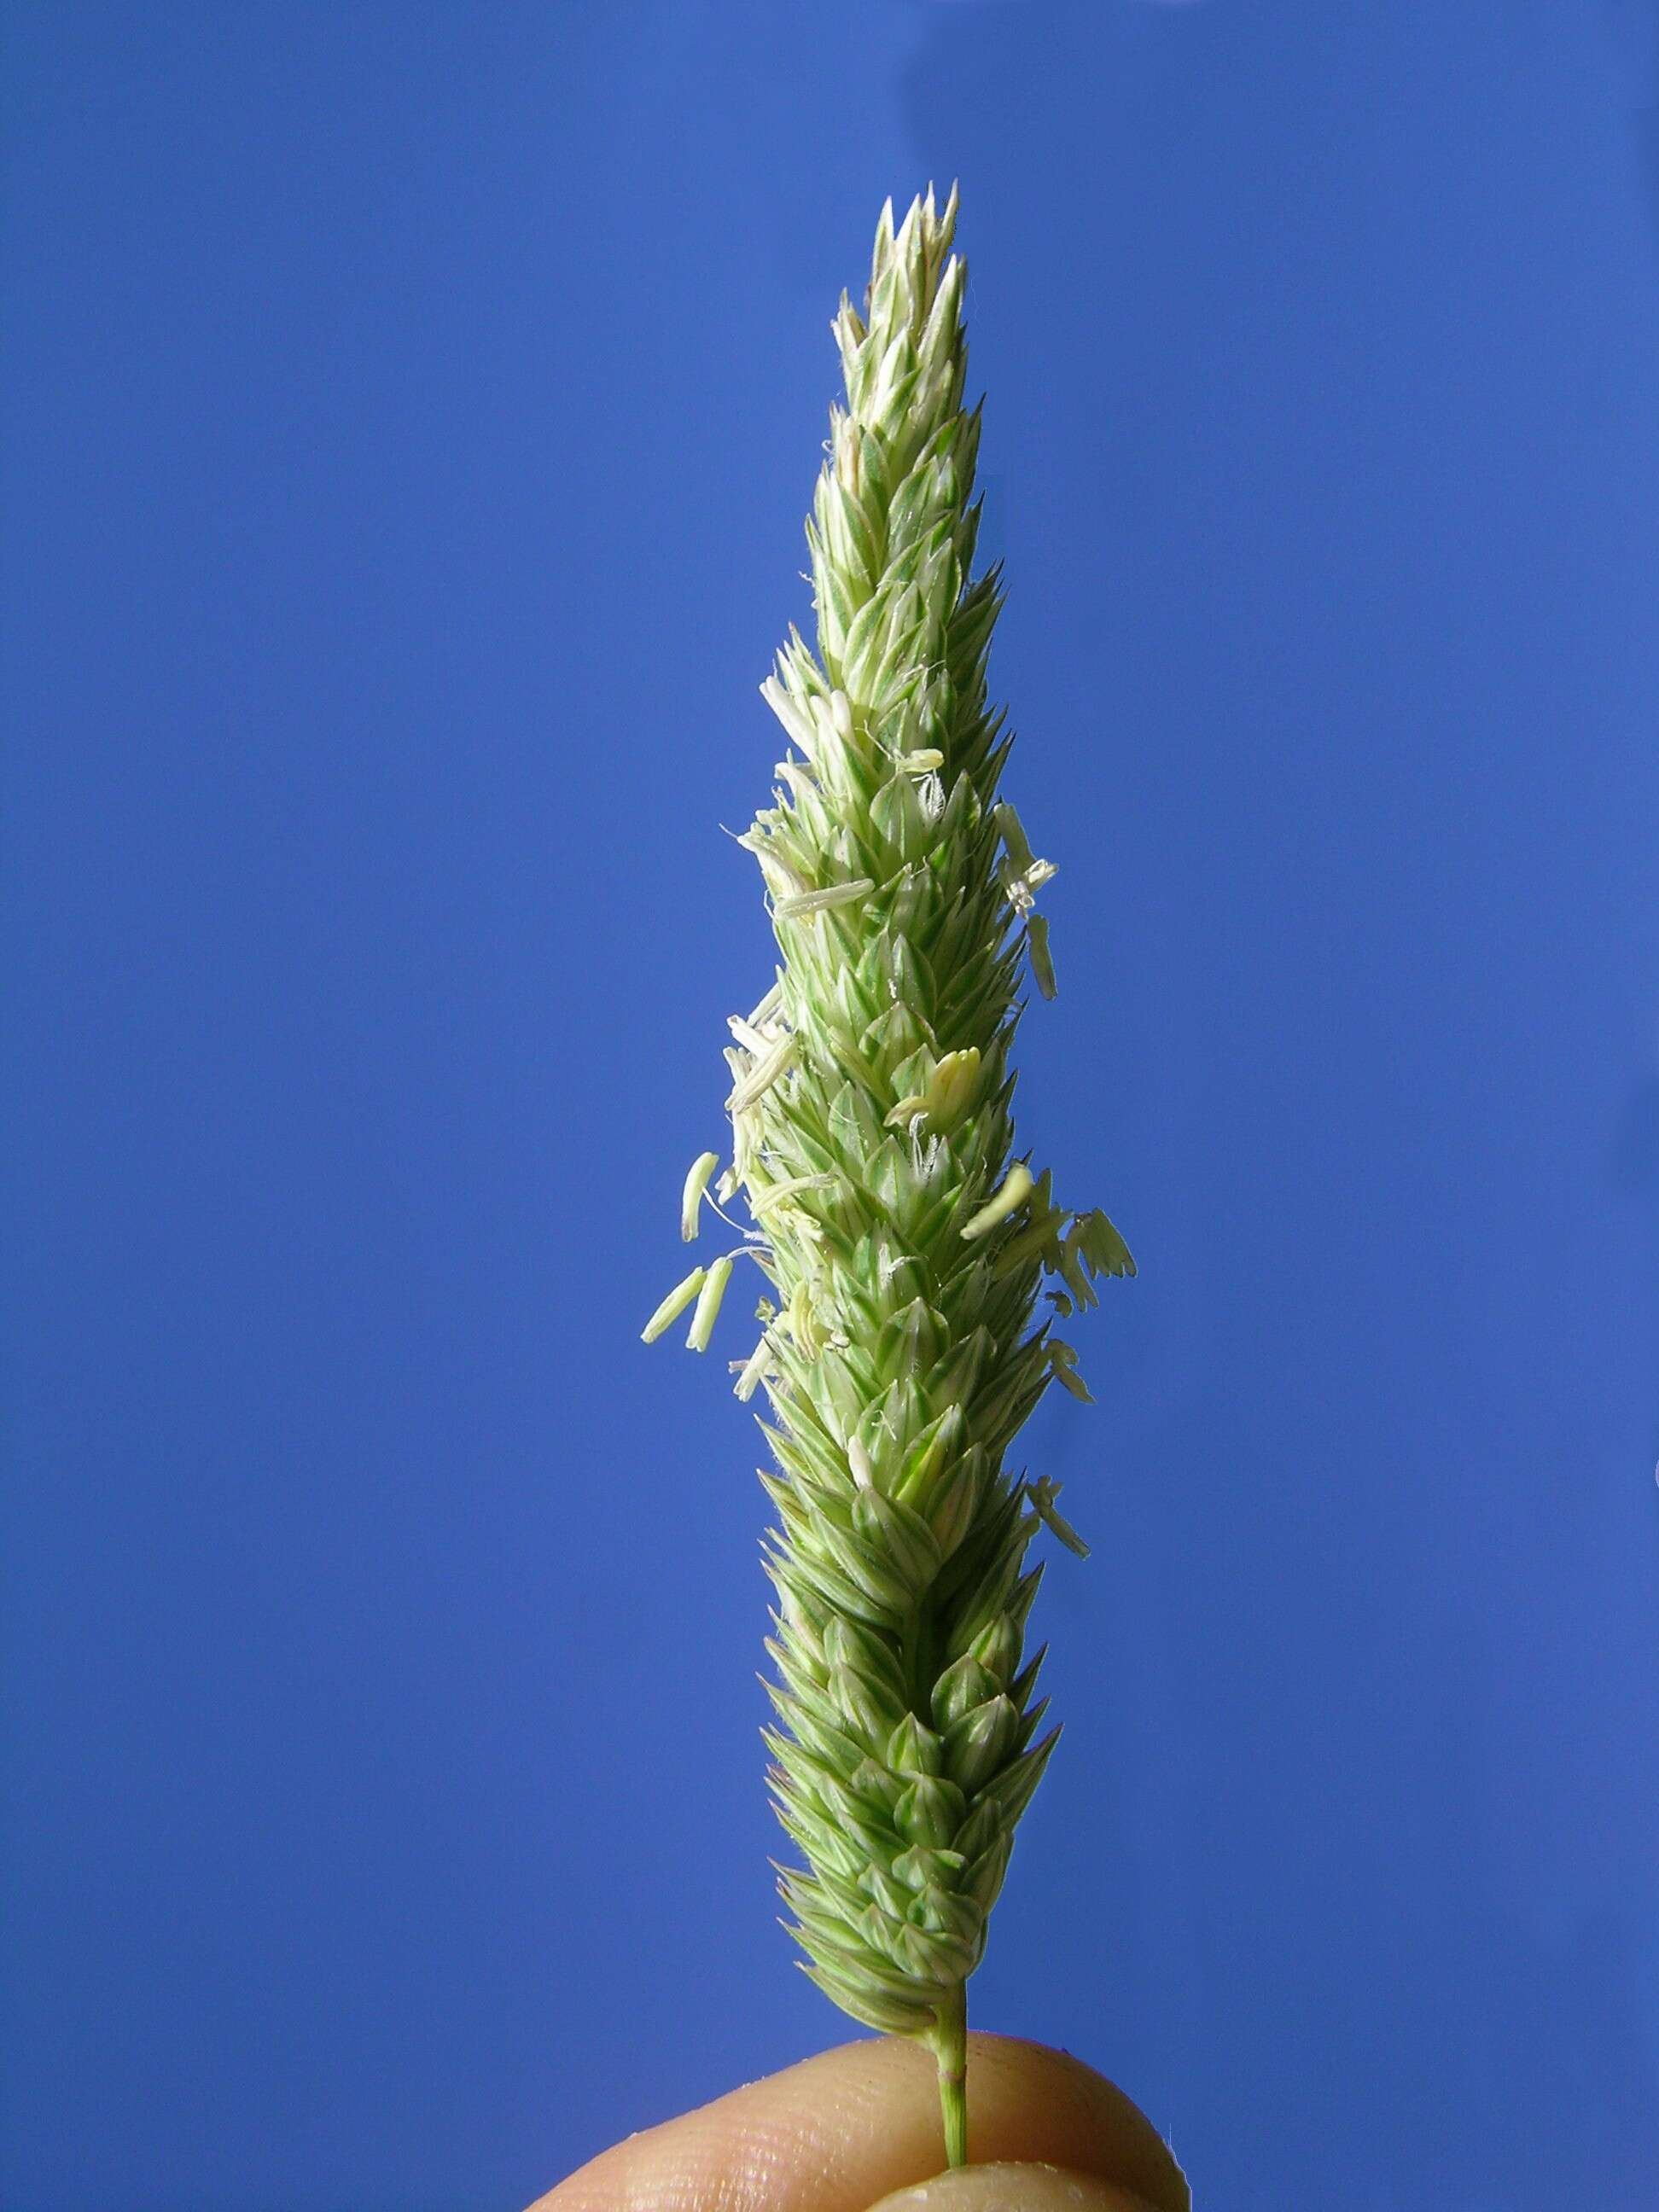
[{"left": 4, "top": 3, "right": 1658, "bottom": 2207}]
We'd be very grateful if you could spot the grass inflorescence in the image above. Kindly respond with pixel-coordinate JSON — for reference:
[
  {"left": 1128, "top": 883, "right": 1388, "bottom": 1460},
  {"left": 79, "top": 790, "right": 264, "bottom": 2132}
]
[{"left": 643, "top": 185, "right": 1134, "bottom": 2167}]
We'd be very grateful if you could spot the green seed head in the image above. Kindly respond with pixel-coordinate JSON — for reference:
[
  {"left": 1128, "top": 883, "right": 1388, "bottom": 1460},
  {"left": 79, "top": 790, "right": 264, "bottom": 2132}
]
[{"left": 647, "top": 185, "right": 1134, "bottom": 2044}]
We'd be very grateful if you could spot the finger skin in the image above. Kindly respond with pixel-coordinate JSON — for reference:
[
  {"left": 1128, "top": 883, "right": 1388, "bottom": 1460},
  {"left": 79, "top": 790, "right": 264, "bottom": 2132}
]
[
  {"left": 869, "top": 2166, "right": 1157, "bottom": 2211},
  {"left": 529, "top": 2034, "right": 1190, "bottom": 2212}
]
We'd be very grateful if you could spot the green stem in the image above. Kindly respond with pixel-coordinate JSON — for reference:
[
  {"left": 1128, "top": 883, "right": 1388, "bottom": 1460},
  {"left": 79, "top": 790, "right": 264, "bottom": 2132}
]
[{"left": 933, "top": 1982, "right": 969, "bottom": 2168}]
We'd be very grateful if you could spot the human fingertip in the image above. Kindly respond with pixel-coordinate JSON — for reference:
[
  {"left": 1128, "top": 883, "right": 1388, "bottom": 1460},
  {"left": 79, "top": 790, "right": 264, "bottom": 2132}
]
[
  {"left": 953, "top": 2038, "right": 1188, "bottom": 2211},
  {"left": 865, "top": 2163, "right": 1161, "bottom": 2212}
]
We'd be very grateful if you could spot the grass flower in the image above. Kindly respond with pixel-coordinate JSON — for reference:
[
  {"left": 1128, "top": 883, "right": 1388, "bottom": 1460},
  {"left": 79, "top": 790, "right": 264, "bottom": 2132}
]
[{"left": 644, "top": 185, "right": 1133, "bottom": 2168}]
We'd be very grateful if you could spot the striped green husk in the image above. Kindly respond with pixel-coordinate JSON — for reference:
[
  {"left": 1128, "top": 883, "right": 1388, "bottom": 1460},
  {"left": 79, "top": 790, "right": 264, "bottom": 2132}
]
[{"left": 646, "top": 185, "right": 1132, "bottom": 2120}]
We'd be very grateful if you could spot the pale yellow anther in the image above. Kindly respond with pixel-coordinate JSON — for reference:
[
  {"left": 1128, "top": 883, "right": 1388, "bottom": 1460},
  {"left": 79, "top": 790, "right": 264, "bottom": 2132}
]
[
  {"left": 924, "top": 1047, "right": 981, "bottom": 1132},
  {"left": 993, "top": 802, "right": 1034, "bottom": 871},
  {"left": 1046, "top": 1338, "right": 1094, "bottom": 1402},
  {"left": 1027, "top": 914, "right": 1057, "bottom": 1002},
  {"left": 642, "top": 1267, "right": 706, "bottom": 1344},
  {"left": 681, "top": 1151, "right": 719, "bottom": 1243},
  {"left": 1028, "top": 1475, "right": 1090, "bottom": 1557},
  {"left": 685, "top": 1255, "right": 734, "bottom": 1353},
  {"left": 960, "top": 1161, "right": 1035, "bottom": 1242}
]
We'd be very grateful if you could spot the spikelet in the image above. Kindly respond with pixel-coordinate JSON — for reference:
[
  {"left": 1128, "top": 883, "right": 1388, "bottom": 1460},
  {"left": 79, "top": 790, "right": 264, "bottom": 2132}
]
[{"left": 643, "top": 186, "right": 1135, "bottom": 2165}]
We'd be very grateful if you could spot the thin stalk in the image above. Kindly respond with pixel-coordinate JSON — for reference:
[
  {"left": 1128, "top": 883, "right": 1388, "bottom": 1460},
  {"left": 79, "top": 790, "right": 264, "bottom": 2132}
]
[{"left": 932, "top": 1982, "right": 969, "bottom": 2168}]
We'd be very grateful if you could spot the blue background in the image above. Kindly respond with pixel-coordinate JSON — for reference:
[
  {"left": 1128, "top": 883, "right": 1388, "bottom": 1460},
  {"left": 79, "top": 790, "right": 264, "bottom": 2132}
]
[{"left": 5, "top": 4, "right": 1659, "bottom": 2207}]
